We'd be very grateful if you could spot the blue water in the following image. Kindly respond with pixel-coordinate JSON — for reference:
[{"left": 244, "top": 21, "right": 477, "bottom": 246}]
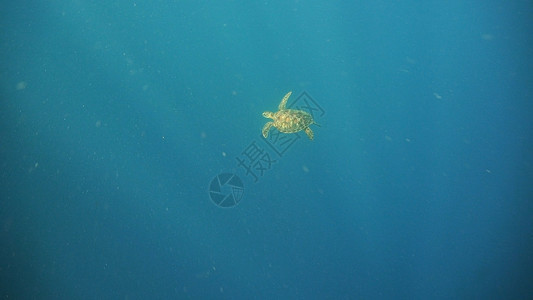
[{"left": 1, "top": 1, "right": 532, "bottom": 299}]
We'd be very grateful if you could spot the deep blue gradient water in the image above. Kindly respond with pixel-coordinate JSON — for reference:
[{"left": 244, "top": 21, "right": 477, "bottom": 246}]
[{"left": 1, "top": 1, "right": 532, "bottom": 299}]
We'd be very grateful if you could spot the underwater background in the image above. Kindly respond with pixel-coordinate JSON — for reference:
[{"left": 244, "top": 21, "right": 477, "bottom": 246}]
[{"left": 1, "top": 1, "right": 532, "bottom": 299}]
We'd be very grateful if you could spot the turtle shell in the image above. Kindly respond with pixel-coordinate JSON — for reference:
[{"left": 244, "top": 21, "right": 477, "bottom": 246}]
[{"left": 273, "top": 109, "right": 314, "bottom": 133}]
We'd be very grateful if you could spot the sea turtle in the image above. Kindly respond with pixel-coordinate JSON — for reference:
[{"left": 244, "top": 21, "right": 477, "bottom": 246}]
[{"left": 262, "top": 91, "right": 316, "bottom": 140}]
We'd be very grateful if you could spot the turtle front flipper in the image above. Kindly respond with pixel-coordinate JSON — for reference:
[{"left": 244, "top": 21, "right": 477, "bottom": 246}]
[
  {"left": 305, "top": 127, "right": 314, "bottom": 140},
  {"left": 278, "top": 91, "right": 292, "bottom": 110},
  {"left": 262, "top": 122, "right": 274, "bottom": 138}
]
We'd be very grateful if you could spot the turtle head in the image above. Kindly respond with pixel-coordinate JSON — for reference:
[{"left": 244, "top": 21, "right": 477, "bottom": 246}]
[{"left": 262, "top": 111, "right": 274, "bottom": 119}]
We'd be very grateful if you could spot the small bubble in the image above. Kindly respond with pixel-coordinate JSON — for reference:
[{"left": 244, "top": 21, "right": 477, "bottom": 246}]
[
  {"left": 481, "top": 34, "right": 494, "bottom": 40},
  {"left": 16, "top": 81, "right": 27, "bottom": 90}
]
